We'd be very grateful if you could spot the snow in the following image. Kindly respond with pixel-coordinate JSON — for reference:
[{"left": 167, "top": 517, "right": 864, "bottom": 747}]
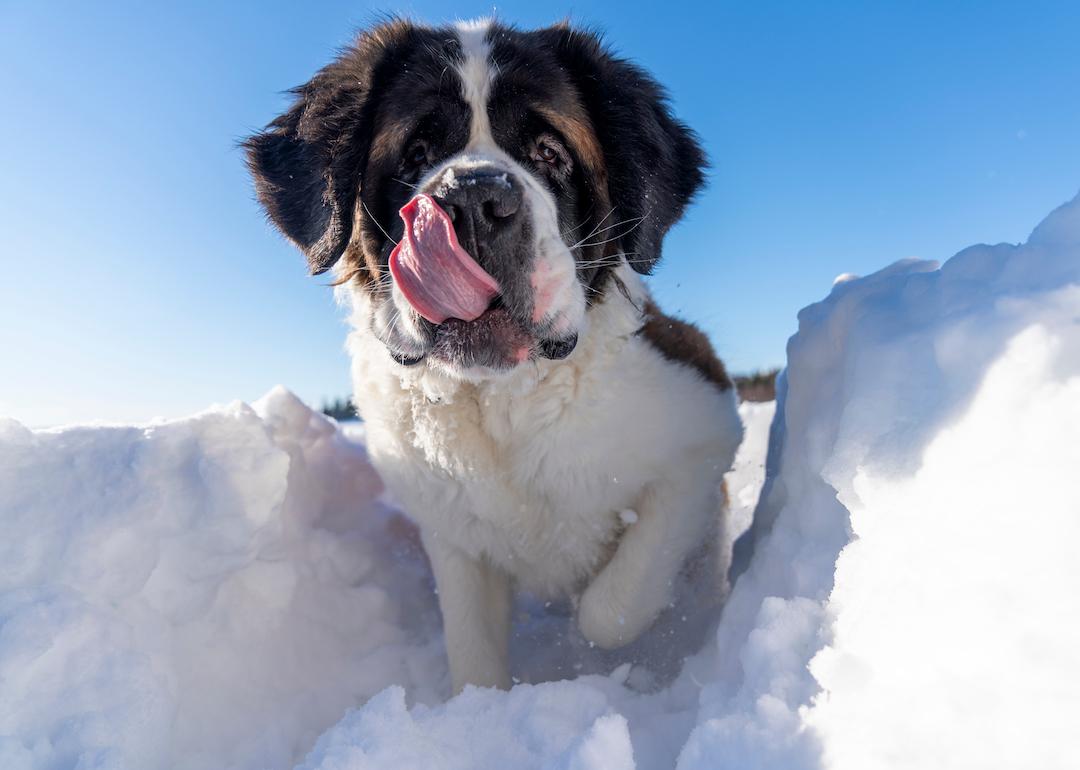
[
  {"left": 723, "top": 400, "right": 775, "bottom": 545},
  {"left": 0, "top": 389, "right": 446, "bottom": 770},
  {"left": 720, "top": 192, "right": 1080, "bottom": 769},
  {"left": 2, "top": 193, "right": 1078, "bottom": 768},
  {"left": 297, "top": 684, "right": 636, "bottom": 770}
]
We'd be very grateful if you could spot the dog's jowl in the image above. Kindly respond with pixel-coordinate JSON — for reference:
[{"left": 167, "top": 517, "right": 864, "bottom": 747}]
[{"left": 246, "top": 18, "right": 744, "bottom": 693}]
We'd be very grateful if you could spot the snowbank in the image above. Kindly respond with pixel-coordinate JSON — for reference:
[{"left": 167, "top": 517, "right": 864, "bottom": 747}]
[
  {"left": 715, "top": 193, "right": 1080, "bottom": 769},
  {"left": 1, "top": 193, "right": 1078, "bottom": 769},
  {"left": 0, "top": 389, "right": 446, "bottom": 770}
]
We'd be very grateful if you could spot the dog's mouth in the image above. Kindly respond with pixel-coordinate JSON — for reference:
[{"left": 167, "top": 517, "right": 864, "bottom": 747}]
[
  {"left": 389, "top": 194, "right": 500, "bottom": 327},
  {"left": 431, "top": 300, "right": 534, "bottom": 369},
  {"left": 393, "top": 297, "right": 577, "bottom": 371},
  {"left": 388, "top": 194, "right": 577, "bottom": 371}
]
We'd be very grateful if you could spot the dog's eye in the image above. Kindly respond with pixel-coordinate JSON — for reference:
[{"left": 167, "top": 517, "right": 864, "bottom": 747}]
[
  {"left": 405, "top": 141, "right": 430, "bottom": 168},
  {"left": 531, "top": 136, "right": 568, "bottom": 172},
  {"left": 534, "top": 142, "right": 558, "bottom": 164}
]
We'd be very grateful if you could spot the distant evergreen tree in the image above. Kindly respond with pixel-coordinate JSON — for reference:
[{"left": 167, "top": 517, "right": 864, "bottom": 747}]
[
  {"left": 734, "top": 369, "right": 779, "bottom": 402},
  {"left": 321, "top": 397, "right": 358, "bottom": 421}
]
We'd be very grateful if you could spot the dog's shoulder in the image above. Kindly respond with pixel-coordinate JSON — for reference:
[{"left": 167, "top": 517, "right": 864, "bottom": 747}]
[{"left": 637, "top": 299, "right": 733, "bottom": 391}]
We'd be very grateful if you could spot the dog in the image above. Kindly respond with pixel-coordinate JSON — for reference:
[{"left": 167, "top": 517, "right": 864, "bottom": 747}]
[{"left": 245, "top": 18, "right": 743, "bottom": 693}]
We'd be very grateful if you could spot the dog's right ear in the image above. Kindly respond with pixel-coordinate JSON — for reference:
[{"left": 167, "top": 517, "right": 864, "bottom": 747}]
[
  {"left": 243, "top": 20, "right": 413, "bottom": 275},
  {"left": 539, "top": 24, "right": 707, "bottom": 277}
]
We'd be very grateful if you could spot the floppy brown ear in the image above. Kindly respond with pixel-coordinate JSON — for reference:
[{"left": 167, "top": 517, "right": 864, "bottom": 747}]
[
  {"left": 542, "top": 25, "right": 707, "bottom": 275},
  {"left": 243, "top": 20, "right": 414, "bottom": 275}
]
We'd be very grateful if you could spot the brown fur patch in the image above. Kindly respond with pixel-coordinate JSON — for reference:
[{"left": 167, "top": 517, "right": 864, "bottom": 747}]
[
  {"left": 367, "top": 116, "right": 413, "bottom": 169},
  {"left": 535, "top": 104, "right": 610, "bottom": 204},
  {"left": 639, "top": 300, "right": 732, "bottom": 390}
]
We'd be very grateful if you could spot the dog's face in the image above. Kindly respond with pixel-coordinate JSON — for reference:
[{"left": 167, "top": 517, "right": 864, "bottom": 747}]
[{"left": 246, "top": 19, "right": 704, "bottom": 378}]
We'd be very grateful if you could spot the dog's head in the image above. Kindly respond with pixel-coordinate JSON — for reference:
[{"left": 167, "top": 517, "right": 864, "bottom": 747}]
[{"left": 245, "top": 19, "right": 705, "bottom": 377}]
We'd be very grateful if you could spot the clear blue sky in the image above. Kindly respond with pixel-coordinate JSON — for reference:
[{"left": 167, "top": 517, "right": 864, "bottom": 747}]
[{"left": 2, "top": 0, "right": 1078, "bottom": 426}]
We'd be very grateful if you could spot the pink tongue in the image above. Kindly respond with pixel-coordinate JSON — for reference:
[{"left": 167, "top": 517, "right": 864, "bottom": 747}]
[{"left": 389, "top": 194, "right": 500, "bottom": 324}]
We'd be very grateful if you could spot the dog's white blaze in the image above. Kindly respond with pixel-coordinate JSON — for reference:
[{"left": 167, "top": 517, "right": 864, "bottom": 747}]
[
  {"left": 455, "top": 19, "right": 497, "bottom": 151},
  {"left": 441, "top": 18, "right": 585, "bottom": 344}
]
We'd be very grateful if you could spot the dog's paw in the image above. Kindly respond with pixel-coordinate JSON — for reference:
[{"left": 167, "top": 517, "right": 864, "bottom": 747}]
[{"left": 577, "top": 572, "right": 660, "bottom": 649}]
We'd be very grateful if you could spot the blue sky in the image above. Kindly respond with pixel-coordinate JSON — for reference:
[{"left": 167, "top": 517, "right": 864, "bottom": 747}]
[{"left": 2, "top": 0, "right": 1078, "bottom": 425}]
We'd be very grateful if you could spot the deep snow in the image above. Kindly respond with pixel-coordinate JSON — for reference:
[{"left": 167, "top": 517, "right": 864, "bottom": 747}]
[{"left": 2, "top": 194, "right": 1078, "bottom": 769}]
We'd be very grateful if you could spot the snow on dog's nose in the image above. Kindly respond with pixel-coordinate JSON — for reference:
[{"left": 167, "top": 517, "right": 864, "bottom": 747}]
[{"left": 389, "top": 194, "right": 501, "bottom": 324}]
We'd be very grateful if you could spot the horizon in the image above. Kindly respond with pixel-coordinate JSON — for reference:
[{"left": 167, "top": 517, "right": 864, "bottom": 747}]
[{"left": 2, "top": 0, "right": 1079, "bottom": 426}]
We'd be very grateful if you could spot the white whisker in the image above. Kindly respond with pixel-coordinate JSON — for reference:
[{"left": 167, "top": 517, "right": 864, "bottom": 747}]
[
  {"left": 573, "top": 217, "right": 647, "bottom": 250},
  {"left": 566, "top": 207, "right": 616, "bottom": 247},
  {"left": 361, "top": 198, "right": 399, "bottom": 245}
]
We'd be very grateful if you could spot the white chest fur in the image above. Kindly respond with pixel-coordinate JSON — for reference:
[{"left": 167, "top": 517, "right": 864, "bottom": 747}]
[{"left": 342, "top": 269, "right": 743, "bottom": 598}]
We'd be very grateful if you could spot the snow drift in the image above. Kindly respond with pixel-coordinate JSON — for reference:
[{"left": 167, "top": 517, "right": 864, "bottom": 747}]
[
  {"left": 0, "top": 389, "right": 447, "bottom": 769},
  {"left": 720, "top": 193, "right": 1080, "bottom": 769},
  {"left": 2, "top": 194, "right": 1078, "bottom": 769}
]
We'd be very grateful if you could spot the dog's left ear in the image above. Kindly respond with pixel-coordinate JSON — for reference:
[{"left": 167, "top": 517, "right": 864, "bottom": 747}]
[
  {"left": 543, "top": 26, "right": 707, "bottom": 275},
  {"left": 243, "top": 83, "right": 356, "bottom": 275},
  {"left": 243, "top": 20, "right": 415, "bottom": 275}
]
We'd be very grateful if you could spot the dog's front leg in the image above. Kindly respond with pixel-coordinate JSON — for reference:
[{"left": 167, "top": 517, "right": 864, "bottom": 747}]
[
  {"left": 578, "top": 473, "right": 718, "bottom": 649},
  {"left": 422, "top": 533, "right": 512, "bottom": 693}
]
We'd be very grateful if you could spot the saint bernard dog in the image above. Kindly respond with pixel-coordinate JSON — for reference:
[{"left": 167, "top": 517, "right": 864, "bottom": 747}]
[{"left": 245, "top": 18, "right": 744, "bottom": 693}]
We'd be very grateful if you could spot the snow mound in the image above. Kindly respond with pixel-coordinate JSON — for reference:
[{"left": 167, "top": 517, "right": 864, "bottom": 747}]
[
  {"left": 2, "top": 193, "right": 1078, "bottom": 769},
  {"left": 722, "top": 192, "right": 1080, "bottom": 769},
  {"left": 0, "top": 388, "right": 445, "bottom": 770}
]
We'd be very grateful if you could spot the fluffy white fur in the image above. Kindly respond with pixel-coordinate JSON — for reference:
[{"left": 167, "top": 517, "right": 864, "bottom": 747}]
[
  {"left": 340, "top": 20, "right": 743, "bottom": 693},
  {"left": 343, "top": 264, "right": 743, "bottom": 692}
]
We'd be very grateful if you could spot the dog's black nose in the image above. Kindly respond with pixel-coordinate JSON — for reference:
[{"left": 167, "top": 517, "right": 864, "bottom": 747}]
[{"left": 435, "top": 167, "right": 523, "bottom": 251}]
